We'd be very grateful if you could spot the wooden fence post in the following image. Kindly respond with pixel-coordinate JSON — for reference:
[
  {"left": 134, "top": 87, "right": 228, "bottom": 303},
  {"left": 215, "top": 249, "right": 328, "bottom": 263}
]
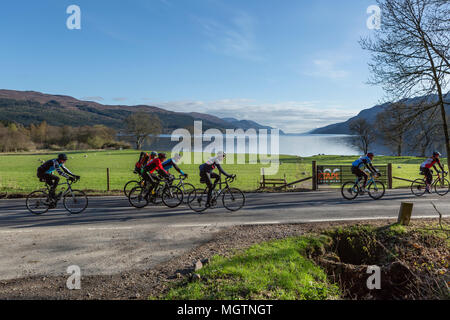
[
  {"left": 107, "top": 168, "right": 110, "bottom": 192},
  {"left": 398, "top": 202, "right": 413, "bottom": 225},
  {"left": 387, "top": 163, "right": 393, "bottom": 189},
  {"left": 312, "top": 161, "right": 317, "bottom": 191}
]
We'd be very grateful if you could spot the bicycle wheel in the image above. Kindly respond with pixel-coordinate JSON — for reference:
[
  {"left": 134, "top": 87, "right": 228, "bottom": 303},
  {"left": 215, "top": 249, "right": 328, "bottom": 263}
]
[
  {"left": 341, "top": 181, "right": 359, "bottom": 200},
  {"left": 162, "top": 185, "right": 183, "bottom": 208},
  {"left": 26, "top": 190, "right": 50, "bottom": 215},
  {"left": 367, "top": 180, "right": 385, "bottom": 200},
  {"left": 222, "top": 188, "right": 245, "bottom": 212},
  {"left": 63, "top": 190, "right": 88, "bottom": 214},
  {"left": 434, "top": 178, "right": 450, "bottom": 196},
  {"left": 128, "top": 186, "right": 149, "bottom": 208},
  {"left": 411, "top": 179, "right": 426, "bottom": 197},
  {"left": 123, "top": 180, "right": 143, "bottom": 197},
  {"left": 187, "top": 188, "right": 208, "bottom": 213},
  {"left": 181, "top": 183, "right": 196, "bottom": 204}
]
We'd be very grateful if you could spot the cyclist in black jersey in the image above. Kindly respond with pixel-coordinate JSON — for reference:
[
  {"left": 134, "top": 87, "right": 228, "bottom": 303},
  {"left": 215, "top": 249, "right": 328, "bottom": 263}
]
[
  {"left": 199, "top": 151, "right": 234, "bottom": 207},
  {"left": 37, "top": 154, "right": 80, "bottom": 203}
]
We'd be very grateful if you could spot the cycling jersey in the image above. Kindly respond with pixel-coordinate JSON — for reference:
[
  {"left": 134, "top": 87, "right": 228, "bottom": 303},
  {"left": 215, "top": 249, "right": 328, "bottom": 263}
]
[
  {"left": 162, "top": 158, "right": 185, "bottom": 175},
  {"left": 421, "top": 157, "right": 441, "bottom": 169},
  {"left": 38, "top": 159, "right": 73, "bottom": 178},
  {"left": 352, "top": 156, "right": 372, "bottom": 169},
  {"left": 144, "top": 158, "right": 169, "bottom": 175},
  {"left": 199, "top": 156, "right": 229, "bottom": 176}
]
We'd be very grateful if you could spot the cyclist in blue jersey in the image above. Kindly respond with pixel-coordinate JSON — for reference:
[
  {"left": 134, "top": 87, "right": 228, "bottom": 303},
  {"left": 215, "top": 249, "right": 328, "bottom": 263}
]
[
  {"left": 37, "top": 154, "right": 80, "bottom": 204},
  {"left": 163, "top": 153, "right": 188, "bottom": 178},
  {"left": 351, "top": 152, "right": 379, "bottom": 192}
]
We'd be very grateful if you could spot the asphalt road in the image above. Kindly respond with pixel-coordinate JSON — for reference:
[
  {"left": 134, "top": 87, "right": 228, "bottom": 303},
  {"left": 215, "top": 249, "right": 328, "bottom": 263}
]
[{"left": 0, "top": 189, "right": 448, "bottom": 280}]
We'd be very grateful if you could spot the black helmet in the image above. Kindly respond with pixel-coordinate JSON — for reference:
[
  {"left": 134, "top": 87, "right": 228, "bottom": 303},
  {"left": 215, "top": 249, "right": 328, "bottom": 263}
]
[
  {"left": 433, "top": 151, "right": 441, "bottom": 157},
  {"left": 58, "top": 153, "right": 68, "bottom": 161},
  {"left": 158, "top": 152, "right": 166, "bottom": 159}
]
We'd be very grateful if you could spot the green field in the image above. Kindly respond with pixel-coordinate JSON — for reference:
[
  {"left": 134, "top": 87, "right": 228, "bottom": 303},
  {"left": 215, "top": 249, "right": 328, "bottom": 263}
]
[{"left": 0, "top": 150, "right": 442, "bottom": 194}]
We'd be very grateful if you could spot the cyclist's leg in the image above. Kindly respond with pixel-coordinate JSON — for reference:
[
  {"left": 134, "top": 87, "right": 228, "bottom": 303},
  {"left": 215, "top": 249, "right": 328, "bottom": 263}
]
[
  {"left": 424, "top": 168, "right": 432, "bottom": 191},
  {"left": 202, "top": 172, "right": 214, "bottom": 204}
]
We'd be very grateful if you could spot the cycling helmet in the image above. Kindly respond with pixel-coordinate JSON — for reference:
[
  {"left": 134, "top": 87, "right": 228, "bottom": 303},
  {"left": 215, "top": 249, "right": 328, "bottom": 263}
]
[
  {"left": 367, "top": 152, "right": 374, "bottom": 158},
  {"left": 158, "top": 152, "right": 166, "bottom": 159},
  {"left": 173, "top": 153, "right": 181, "bottom": 162},
  {"left": 58, "top": 153, "right": 68, "bottom": 161},
  {"left": 217, "top": 151, "right": 226, "bottom": 158},
  {"left": 150, "top": 151, "right": 157, "bottom": 157},
  {"left": 433, "top": 151, "right": 441, "bottom": 157}
]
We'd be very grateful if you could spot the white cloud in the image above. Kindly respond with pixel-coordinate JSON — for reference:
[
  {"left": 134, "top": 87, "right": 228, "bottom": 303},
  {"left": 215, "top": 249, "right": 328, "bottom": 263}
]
[
  {"left": 305, "top": 59, "right": 350, "bottom": 79},
  {"left": 151, "top": 99, "right": 357, "bottom": 133}
]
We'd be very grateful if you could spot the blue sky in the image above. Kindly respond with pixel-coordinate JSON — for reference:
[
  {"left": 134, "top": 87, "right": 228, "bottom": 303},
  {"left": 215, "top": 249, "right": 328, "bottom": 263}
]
[{"left": 0, "top": 0, "right": 385, "bottom": 133}]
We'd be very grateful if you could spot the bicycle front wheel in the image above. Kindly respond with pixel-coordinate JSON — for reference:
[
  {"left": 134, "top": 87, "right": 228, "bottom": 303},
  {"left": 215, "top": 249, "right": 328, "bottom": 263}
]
[
  {"left": 411, "top": 179, "right": 426, "bottom": 197},
  {"left": 434, "top": 178, "right": 450, "bottom": 196},
  {"left": 63, "top": 190, "right": 88, "bottom": 214},
  {"left": 128, "top": 186, "right": 149, "bottom": 208},
  {"left": 367, "top": 180, "right": 385, "bottom": 200},
  {"left": 222, "top": 188, "right": 245, "bottom": 212},
  {"left": 341, "top": 181, "right": 359, "bottom": 200},
  {"left": 26, "top": 190, "right": 50, "bottom": 215},
  {"left": 123, "top": 180, "right": 143, "bottom": 197},
  {"left": 187, "top": 188, "right": 208, "bottom": 213},
  {"left": 162, "top": 185, "right": 183, "bottom": 208},
  {"left": 181, "top": 183, "right": 196, "bottom": 204}
]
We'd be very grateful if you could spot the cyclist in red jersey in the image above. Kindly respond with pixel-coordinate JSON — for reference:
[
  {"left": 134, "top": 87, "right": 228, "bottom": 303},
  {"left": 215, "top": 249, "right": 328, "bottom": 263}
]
[
  {"left": 142, "top": 153, "right": 173, "bottom": 195},
  {"left": 420, "top": 151, "right": 446, "bottom": 193}
]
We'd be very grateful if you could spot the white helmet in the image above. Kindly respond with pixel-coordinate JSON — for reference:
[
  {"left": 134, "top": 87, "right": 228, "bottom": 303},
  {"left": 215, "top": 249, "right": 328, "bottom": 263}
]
[{"left": 173, "top": 153, "right": 181, "bottom": 162}]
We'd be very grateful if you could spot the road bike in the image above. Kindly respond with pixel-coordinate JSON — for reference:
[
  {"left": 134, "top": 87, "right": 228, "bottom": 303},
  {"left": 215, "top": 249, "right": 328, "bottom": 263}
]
[
  {"left": 26, "top": 178, "right": 88, "bottom": 215},
  {"left": 128, "top": 176, "right": 183, "bottom": 209},
  {"left": 341, "top": 172, "right": 385, "bottom": 200},
  {"left": 187, "top": 175, "right": 245, "bottom": 213},
  {"left": 173, "top": 175, "right": 195, "bottom": 204},
  {"left": 411, "top": 170, "right": 450, "bottom": 196}
]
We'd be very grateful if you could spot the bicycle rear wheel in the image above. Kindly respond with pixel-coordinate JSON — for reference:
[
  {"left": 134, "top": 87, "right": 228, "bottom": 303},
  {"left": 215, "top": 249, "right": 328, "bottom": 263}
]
[
  {"left": 222, "top": 188, "right": 245, "bottom": 212},
  {"left": 187, "top": 188, "right": 208, "bottom": 213},
  {"left": 162, "top": 185, "right": 183, "bottom": 208},
  {"left": 411, "top": 179, "right": 426, "bottom": 197},
  {"left": 434, "top": 178, "right": 450, "bottom": 196},
  {"left": 341, "top": 181, "right": 359, "bottom": 200},
  {"left": 26, "top": 190, "right": 50, "bottom": 215},
  {"left": 128, "top": 186, "right": 149, "bottom": 208},
  {"left": 367, "top": 180, "right": 385, "bottom": 200},
  {"left": 63, "top": 189, "right": 88, "bottom": 214}
]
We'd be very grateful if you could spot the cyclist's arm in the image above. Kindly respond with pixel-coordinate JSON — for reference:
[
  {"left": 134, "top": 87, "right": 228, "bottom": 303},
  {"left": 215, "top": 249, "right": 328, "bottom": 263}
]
[
  {"left": 54, "top": 161, "right": 70, "bottom": 179},
  {"left": 216, "top": 163, "right": 231, "bottom": 177},
  {"left": 61, "top": 164, "right": 76, "bottom": 177},
  {"left": 172, "top": 161, "right": 185, "bottom": 175}
]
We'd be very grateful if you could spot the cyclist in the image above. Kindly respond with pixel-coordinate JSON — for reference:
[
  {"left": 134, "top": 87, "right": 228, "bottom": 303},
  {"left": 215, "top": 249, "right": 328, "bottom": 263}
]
[
  {"left": 142, "top": 152, "right": 173, "bottom": 196},
  {"left": 135, "top": 151, "right": 157, "bottom": 175},
  {"left": 163, "top": 153, "right": 188, "bottom": 178},
  {"left": 199, "top": 151, "right": 235, "bottom": 207},
  {"left": 351, "top": 152, "right": 379, "bottom": 192},
  {"left": 420, "top": 151, "right": 446, "bottom": 193},
  {"left": 37, "top": 153, "right": 80, "bottom": 206}
]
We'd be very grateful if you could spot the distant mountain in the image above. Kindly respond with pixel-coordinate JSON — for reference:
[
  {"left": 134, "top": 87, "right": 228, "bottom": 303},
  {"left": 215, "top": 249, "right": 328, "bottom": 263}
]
[
  {"left": 221, "top": 117, "right": 284, "bottom": 134},
  {"left": 0, "top": 90, "right": 280, "bottom": 134},
  {"left": 311, "top": 93, "right": 450, "bottom": 135}
]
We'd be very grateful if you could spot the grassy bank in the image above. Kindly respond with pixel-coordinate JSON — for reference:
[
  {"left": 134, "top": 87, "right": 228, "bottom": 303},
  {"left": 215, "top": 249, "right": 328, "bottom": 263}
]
[
  {"left": 157, "top": 222, "right": 449, "bottom": 300},
  {"left": 0, "top": 150, "right": 442, "bottom": 194}
]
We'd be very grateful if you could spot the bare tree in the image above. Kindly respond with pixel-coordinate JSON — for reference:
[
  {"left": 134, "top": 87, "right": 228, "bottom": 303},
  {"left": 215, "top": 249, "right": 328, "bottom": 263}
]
[
  {"left": 360, "top": 0, "right": 450, "bottom": 165},
  {"left": 124, "top": 112, "right": 162, "bottom": 150},
  {"left": 376, "top": 103, "right": 410, "bottom": 155},
  {"left": 349, "top": 118, "right": 377, "bottom": 154},
  {"left": 406, "top": 108, "right": 444, "bottom": 156}
]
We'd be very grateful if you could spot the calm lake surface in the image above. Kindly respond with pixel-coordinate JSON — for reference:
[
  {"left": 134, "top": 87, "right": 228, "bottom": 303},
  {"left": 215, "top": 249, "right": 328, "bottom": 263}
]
[{"left": 141, "top": 134, "right": 359, "bottom": 157}]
